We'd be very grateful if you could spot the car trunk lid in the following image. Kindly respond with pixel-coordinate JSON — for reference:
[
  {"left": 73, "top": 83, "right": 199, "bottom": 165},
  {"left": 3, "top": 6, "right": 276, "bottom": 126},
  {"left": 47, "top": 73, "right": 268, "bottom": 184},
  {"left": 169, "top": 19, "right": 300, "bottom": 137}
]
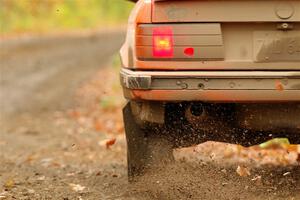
[
  {"left": 134, "top": 0, "right": 300, "bottom": 70},
  {"left": 152, "top": 0, "right": 300, "bottom": 23}
]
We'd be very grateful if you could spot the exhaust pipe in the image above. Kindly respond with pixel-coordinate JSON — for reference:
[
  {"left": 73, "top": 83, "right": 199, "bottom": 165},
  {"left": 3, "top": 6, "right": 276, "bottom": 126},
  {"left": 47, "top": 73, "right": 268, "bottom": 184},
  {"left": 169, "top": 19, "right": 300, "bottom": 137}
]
[
  {"left": 184, "top": 103, "right": 233, "bottom": 136},
  {"left": 185, "top": 103, "right": 208, "bottom": 124}
]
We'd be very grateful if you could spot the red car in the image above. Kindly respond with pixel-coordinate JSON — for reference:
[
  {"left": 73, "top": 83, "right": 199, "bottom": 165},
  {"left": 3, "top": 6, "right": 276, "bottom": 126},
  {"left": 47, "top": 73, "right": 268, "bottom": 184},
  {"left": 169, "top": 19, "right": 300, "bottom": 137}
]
[{"left": 120, "top": 0, "right": 300, "bottom": 179}]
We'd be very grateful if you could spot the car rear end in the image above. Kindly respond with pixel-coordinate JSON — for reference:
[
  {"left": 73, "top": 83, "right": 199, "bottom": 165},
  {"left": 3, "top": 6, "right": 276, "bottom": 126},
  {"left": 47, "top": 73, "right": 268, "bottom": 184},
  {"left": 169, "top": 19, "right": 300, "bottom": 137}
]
[
  {"left": 121, "top": 0, "right": 300, "bottom": 100},
  {"left": 121, "top": 0, "right": 300, "bottom": 178}
]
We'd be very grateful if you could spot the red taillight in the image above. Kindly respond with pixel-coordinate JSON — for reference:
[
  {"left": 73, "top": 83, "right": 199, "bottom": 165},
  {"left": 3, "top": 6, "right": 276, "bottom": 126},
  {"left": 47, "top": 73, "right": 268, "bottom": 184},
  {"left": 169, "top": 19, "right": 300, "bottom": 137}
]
[{"left": 152, "top": 27, "right": 173, "bottom": 58}]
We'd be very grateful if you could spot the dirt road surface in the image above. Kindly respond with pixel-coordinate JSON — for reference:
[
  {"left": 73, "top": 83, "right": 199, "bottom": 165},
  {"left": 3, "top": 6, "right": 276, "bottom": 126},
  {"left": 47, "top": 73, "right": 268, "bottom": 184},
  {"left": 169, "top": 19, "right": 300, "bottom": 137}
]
[{"left": 0, "top": 31, "right": 299, "bottom": 200}]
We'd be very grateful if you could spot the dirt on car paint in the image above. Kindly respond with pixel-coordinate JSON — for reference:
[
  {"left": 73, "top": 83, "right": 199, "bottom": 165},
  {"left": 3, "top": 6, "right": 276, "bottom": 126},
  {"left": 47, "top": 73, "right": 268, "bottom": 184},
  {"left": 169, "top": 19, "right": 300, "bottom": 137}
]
[{"left": 0, "top": 32, "right": 299, "bottom": 200}]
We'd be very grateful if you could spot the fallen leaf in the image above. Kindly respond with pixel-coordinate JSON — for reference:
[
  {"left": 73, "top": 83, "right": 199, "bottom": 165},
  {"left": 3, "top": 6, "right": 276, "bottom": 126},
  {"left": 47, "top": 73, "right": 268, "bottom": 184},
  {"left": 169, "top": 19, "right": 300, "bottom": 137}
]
[
  {"left": 259, "top": 138, "right": 290, "bottom": 149},
  {"left": 69, "top": 183, "right": 86, "bottom": 192},
  {"left": 4, "top": 179, "right": 15, "bottom": 188},
  {"left": 106, "top": 138, "right": 116, "bottom": 149},
  {"left": 236, "top": 165, "right": 251, "bottom": 177}
]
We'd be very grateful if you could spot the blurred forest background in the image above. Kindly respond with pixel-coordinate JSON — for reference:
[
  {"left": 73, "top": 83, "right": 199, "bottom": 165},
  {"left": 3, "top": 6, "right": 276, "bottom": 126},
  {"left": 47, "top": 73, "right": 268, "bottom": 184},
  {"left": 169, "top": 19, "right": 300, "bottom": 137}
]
[{"left": 0, "top": 0, "right": 134, "bottom": 34}]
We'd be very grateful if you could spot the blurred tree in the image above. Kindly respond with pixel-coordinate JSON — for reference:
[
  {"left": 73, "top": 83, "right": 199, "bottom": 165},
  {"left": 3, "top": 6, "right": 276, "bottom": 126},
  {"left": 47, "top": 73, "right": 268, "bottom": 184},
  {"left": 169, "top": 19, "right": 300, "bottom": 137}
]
[{"left": 0, "top": 0, "right": 134, "bottom": 34}]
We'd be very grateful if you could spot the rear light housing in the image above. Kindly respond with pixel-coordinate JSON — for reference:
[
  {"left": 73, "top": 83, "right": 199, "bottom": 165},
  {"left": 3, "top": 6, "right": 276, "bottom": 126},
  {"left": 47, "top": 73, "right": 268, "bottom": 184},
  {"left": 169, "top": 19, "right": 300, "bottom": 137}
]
[{"left": 136, "top": 23, "right": 225, "bottom": 61}]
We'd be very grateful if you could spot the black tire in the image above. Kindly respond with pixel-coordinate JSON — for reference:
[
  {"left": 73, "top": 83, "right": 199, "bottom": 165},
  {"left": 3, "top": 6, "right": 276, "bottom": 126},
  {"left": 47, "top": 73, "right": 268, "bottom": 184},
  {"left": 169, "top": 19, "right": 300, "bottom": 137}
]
[{"left": 123, "top": 102, "right": 174, "bottom": 181}]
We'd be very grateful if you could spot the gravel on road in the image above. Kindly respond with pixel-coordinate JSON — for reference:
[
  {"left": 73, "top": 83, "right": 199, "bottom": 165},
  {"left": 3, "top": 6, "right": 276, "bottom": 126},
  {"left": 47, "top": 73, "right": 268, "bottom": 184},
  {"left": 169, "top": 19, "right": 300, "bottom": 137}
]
[{"left": 0, "top": 32, "right": 299, "bottom": 200}]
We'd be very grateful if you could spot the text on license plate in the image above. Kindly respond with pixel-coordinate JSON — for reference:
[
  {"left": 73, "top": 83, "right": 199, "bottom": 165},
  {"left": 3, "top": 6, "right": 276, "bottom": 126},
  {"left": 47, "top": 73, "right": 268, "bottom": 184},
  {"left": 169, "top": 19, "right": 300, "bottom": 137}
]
[{"left": 254, "top": 31, "right": 300, "bottom": 62}]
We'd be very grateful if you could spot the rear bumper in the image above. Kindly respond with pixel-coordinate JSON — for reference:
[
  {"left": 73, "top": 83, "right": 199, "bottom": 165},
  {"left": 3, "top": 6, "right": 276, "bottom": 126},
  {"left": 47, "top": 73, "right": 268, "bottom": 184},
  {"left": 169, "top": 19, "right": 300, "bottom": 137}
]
[{"left": 120, "top": 69, "right": 300, "bottom": 102}]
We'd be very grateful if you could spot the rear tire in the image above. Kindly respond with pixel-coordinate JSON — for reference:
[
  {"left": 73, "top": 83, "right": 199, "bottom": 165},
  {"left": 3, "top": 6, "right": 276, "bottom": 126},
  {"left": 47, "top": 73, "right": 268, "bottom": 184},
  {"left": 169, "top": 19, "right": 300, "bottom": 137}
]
[{"left": 123, "top": 102, "right": 174, "bottom": 181}]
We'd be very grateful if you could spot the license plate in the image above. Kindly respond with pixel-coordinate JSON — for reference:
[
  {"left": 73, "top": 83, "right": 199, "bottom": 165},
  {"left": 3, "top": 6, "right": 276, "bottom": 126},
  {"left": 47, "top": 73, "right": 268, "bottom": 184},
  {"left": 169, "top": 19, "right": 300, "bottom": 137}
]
[{"left": 254, "top": 31, "right": 300, "bottom": 62}]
